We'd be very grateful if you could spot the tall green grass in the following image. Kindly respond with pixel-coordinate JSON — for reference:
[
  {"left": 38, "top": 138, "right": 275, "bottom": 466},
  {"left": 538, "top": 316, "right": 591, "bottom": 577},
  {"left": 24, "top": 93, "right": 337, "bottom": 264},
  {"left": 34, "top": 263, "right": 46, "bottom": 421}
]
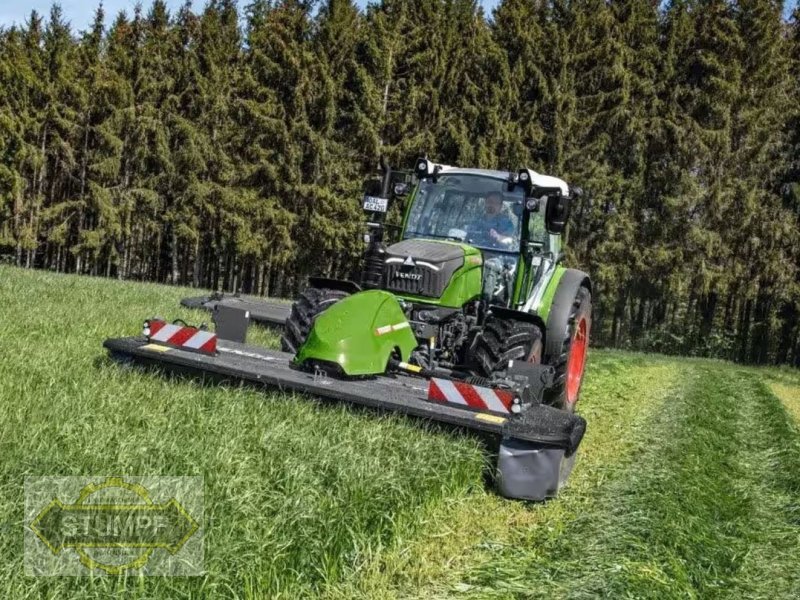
[
  {"left": 0, "top": 266, "right": 487, "bottom": 598},
  {"left": 1, "top": 265, "right": 799, "bottom": 599}
]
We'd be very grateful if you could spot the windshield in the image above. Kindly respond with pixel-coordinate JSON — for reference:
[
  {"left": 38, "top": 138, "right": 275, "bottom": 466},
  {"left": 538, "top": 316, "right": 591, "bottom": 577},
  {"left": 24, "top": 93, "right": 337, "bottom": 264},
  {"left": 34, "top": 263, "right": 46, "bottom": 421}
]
[{"left": 403, "top": 175, "right": 527, "bottom": 252}]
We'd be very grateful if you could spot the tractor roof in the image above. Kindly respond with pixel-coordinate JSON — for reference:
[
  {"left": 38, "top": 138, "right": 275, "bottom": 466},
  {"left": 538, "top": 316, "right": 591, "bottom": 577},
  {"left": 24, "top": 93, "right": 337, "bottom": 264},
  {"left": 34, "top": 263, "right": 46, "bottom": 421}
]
[{"left": 427, "top": 165, "right": 570, "bottom": 196}]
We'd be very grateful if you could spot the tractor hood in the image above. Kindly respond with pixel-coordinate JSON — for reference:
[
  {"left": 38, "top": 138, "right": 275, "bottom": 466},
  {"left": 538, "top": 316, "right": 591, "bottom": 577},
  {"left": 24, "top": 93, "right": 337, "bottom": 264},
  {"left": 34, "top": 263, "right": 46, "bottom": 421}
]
[{"left": 383, "top": 239, "right": 482, "bottom": 305}]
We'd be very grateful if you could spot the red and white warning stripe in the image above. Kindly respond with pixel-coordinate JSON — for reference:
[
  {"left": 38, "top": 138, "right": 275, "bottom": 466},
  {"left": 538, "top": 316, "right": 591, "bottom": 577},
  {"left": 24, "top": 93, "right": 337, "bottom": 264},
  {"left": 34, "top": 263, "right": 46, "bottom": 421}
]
[
  {"left": 144, "top": 319, "right": 217, "bottom": 355},
  {"left": 428, "top": 378, "right": 516, "bottom": 414}
]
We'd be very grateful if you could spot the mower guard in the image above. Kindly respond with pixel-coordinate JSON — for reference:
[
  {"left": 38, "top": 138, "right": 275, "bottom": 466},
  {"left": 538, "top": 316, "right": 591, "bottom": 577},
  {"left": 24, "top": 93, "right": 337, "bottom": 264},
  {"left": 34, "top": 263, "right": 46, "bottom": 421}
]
[
  {"left": 104, "top": 336, "right": 581, "bottom": 448},
  {"left": 295, "top": 290, "right": 417, "bottom": 376}
]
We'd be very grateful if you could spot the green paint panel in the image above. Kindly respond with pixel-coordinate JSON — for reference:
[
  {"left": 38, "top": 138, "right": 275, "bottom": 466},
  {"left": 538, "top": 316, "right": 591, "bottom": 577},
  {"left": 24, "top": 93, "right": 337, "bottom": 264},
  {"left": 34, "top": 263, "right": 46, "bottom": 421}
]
[
  {"left": 511, "top": 255, "right": 530, "bottom": 307},
  {"left": 537, "top": 266, "right": 567, "bottom": 321},
  {"left": 295, "top": 290, "right": 417, "bottom": 376}
]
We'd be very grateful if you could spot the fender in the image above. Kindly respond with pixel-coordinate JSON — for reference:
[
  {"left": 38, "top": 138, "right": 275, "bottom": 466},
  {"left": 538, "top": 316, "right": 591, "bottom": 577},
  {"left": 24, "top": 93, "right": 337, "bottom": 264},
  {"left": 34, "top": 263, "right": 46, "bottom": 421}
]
[
  {"left": 308, "top": 277, "right": 362, "bottom": 295},
  {"left": 489, "top": 305, "right": 547, "bottom": 339},
  {"left": 543, "top": 269, "right": 591, "bottom": 362}
]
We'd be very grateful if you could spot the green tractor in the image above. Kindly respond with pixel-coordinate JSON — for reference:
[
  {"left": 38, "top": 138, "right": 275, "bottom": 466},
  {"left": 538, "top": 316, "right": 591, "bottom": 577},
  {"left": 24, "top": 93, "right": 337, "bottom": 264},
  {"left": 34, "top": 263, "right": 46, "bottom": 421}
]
[
  {"left": 282, "top": 157, "right": 591, "bottom": 410},
  {"left": 109, "top": 157, "right": 591, "bottom": 500}
]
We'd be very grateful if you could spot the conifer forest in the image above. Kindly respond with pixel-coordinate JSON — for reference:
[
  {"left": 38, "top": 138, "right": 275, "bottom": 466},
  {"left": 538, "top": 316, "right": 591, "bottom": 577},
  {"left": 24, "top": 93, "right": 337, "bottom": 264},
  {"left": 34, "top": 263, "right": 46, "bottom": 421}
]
[{"left": 1, "top": 0, "right": 800, "bottom": 365}]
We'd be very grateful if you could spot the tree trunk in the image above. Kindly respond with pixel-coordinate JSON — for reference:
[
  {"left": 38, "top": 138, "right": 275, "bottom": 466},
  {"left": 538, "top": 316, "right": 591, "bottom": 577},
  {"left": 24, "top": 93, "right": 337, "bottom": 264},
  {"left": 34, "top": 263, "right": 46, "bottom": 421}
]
[
  {"left": 13, "top": 188, "right": 22, "bottom": 266},
  {"left": 171, "top": 228, "right": 179, "bottom": 284},
  {"left": 738, "top": 298, "right": 752, "bottom": 363}
]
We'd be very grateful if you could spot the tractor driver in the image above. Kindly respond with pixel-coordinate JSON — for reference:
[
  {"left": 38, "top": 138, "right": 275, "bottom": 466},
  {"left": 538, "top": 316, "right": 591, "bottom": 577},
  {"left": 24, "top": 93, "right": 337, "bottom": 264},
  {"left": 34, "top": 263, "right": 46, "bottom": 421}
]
[{"left": 467, "top": 191, "right": 515, "bottom": 249}]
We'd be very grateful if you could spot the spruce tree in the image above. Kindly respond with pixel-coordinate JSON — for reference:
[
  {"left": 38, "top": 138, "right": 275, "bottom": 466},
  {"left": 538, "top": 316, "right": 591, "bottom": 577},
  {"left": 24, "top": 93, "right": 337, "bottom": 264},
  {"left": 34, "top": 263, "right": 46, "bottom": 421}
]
[
  {"left": 0, "top": 26, "right": 35, "bottom": 265},
  {"left": 491, "top": 0, "right": 551, "bottom": 168},
  {"left": 733, "top": 0, "right": 795, "bottom": 361},
  {"left": 31, "top": 6, "right": 82, "bottom": 270},
  {"left": 610, "top": 0, "right": 663, "bottom": 343}
]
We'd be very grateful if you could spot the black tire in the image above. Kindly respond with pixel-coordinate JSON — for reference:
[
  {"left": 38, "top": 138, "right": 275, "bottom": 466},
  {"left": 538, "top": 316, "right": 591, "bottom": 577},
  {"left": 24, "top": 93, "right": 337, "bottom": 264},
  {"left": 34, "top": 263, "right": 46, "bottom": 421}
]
[
  {"left": 469, "top": 315, "right": 544, "bottom": 377},
  {"left": 280, "top": 287, "right": 349, "bottom": 354},
  {"left": 545, "top": 285, "right": 591, "bottom": 411}
]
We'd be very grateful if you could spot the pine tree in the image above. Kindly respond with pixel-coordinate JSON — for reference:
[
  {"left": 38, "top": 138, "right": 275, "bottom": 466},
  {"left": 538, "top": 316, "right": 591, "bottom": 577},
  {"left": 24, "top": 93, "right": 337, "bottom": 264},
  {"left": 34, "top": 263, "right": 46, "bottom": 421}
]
[
  {"left": 491, "top": 0, "right": 550, "bottom": 168},
  {"left": 12, "top": 11, "right": 49, "bottom": 268},
  {"left": 0, "top": 0, "right": 798, "bottom": 364},
  {"left": 104, "top": 6, "right": 163, "bottom": 279},
  {"left": 184, "top": 0, "right": 242, "bottom": 288},
  {"left": 54, "top": 4, "right": 125, "bottom": 276},
  {"left": 558, "top": 0, "right": 630, "bottom": 343},
  {"left": 609, "top": 0, "right": 663, "bottom": 343},
  {"left": 0, "top": 26, "right": 36, "bottom": 265},
  {"left": 311, "top": 0, "right": 373, "bottom": 279},
  {"left": 237, "top": 0, "right": 314, "bottom": 294},
  {"left": 29, "top": 6, "right": 83, "bottom": 270},
  {"left": 660, "top": 0, "right": 744, "bottom": 355},
  {"left": 776, "top": 2, "right": 800, "bottom": 364},
  {"left": 732, "top": 0, "right": 795, "bottom": 362}
]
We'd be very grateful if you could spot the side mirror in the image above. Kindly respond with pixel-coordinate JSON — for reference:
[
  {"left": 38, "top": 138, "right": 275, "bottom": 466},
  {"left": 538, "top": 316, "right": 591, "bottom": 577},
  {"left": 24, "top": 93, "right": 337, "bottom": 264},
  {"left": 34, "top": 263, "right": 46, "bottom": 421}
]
[{"left": 545, "top": 194, "right": 571, "bottom": 234}]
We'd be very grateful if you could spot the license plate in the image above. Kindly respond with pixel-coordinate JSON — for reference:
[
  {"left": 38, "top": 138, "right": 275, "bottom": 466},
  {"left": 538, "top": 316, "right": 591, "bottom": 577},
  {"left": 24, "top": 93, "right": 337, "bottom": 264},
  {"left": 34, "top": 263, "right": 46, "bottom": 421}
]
[{"left": 362, "top": 195, "right": 388, "bottom": 212}]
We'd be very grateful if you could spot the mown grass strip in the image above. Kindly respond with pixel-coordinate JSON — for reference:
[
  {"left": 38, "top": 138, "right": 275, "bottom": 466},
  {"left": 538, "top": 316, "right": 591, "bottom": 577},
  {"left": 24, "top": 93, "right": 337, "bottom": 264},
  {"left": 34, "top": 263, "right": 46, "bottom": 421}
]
[
  {"left": 728, "top": 379, "right": 800, "bottom": 598},
  {"left": 448, "top": 363, "right": 800, "bottom": 599},
  {"left": 320, "top": 352, "right": 684, "bottom": 598}
]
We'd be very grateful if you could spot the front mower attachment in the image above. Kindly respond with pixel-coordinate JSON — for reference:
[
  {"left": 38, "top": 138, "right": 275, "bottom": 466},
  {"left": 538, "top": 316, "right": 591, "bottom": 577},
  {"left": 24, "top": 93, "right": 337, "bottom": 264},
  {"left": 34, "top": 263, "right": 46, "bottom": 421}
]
[
  {"left": 181, "top": 293, "right": 289, "bottom": 327},
  {"left": 104, "top": 315, "right": 586, "bottom": 501}
]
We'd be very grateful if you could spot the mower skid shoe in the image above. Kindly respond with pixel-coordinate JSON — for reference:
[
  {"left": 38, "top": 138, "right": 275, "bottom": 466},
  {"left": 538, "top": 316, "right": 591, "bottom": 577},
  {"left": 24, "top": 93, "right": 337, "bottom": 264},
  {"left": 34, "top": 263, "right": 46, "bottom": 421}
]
[
  {"left": 496, "top": 403, "right": 586, "bottom": 501},
  {"left": 180, "top": 295, "right": 290, "bottom": 327},
  {"left": 496, "top": 439, "right": 574, "bottom": 501}
]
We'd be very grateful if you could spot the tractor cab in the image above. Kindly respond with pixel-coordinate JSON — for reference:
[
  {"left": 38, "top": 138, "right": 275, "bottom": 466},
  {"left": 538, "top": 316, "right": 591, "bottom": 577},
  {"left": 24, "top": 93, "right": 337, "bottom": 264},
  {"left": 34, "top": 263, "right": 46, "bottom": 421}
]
[
  {"left": 401, "top": 169, "right": 540, "bottom": 308},
  {"left": 362, "top": 158, "right": 573, "bottom": 314}
]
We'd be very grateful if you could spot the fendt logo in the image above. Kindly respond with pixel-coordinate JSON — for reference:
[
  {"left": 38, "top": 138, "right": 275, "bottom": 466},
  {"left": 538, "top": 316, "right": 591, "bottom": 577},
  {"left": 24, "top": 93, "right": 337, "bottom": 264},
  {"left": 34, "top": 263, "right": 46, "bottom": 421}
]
[
  {"left": 392, "top": 254, "right": 423, "bottom": 282},
  {"left": 394, "top": 271, "right": 422, "bottom": 281}
]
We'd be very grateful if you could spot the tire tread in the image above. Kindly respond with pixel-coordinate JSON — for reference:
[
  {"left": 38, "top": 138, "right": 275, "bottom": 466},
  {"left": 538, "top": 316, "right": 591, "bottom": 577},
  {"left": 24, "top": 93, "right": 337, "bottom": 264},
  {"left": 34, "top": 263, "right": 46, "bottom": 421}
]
[
  {"left": 281, "top": 288, "right": 349, "bottom": 353},
  {"left": 470, "top": 315, "right": 543, "bottom": 377}
]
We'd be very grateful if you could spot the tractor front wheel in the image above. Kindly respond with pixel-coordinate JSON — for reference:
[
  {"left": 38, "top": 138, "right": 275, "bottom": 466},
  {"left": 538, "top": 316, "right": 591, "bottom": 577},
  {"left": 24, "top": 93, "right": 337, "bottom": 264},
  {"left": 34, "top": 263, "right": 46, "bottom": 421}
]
[
  {"left": 545, "top": 285, "right": 591, "bottom": 411},
  {"left": 281, "top": 287, "right": 350, "bottom": 354},
  {"left": 469, "top": 315, "right": 543, "bottom": 377}
]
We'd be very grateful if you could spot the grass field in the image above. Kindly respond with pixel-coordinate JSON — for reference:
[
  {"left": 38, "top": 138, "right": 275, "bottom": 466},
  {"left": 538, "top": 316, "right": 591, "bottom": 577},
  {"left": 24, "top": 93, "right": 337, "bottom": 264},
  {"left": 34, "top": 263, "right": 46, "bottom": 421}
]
[{"left": 2, "top": 264, "right": 800, "bottom": 599}]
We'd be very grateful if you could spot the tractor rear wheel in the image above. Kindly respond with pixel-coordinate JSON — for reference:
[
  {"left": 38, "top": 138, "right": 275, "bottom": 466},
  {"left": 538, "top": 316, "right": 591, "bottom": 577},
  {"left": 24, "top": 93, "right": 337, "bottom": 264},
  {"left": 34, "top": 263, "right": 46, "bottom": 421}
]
[
  {"left": 281, "top": 287, "right": 350, "bottom": 354},
  {"left": 469, "top": 315, "right": 543, "bottom": 377},
  {"left": 545, "top": 285, "right": 591, "bottom": 411}
]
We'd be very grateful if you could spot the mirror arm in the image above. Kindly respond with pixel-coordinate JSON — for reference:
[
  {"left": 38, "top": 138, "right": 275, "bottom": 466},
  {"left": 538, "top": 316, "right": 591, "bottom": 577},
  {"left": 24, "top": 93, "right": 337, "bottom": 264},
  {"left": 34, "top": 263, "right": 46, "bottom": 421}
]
[{"left": 379, "top": 157, "right": 392, "bottom": 198}]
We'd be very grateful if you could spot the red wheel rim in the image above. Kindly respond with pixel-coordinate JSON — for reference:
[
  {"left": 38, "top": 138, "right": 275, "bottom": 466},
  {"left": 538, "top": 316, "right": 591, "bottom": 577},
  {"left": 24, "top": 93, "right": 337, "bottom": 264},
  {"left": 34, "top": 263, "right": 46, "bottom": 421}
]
[{"left": 566, "top": 317, "right": 588, "bottom": 405}]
